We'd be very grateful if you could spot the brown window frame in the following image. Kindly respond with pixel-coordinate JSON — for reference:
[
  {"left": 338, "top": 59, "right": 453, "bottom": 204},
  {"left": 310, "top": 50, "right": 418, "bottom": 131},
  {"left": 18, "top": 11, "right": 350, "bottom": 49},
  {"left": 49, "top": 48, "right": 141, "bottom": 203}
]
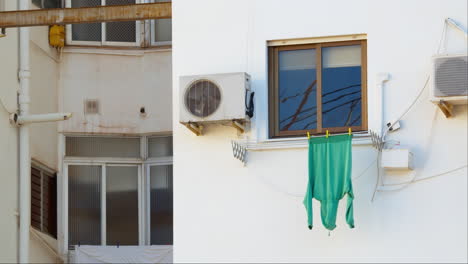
[{"left": 268, "top": 39, "right": 368, "bottom": 138}]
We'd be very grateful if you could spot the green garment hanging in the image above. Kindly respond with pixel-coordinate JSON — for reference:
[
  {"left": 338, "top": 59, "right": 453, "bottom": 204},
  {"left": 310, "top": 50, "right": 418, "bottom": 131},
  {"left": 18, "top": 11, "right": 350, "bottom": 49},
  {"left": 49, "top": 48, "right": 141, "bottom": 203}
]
[{"left": 303, "top": 134, "right": 354, "bottom": 231}]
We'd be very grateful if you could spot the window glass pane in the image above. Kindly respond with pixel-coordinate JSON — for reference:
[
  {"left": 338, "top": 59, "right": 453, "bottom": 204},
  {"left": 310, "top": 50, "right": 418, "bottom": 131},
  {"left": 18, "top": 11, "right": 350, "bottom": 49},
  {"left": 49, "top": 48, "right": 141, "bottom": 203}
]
[
  {"left": 153, "top": 0, "right": 172, "bottom": 43},
  {"left": 66, "top": 137, "right": 141, "bottom": 158},
  {"left": 44, "top": 0, "right": 62, "bottom": 8},
  {"left": 68, "top": 165, "right": 101, "bottom": 249},
  {"left": 153, "top": 19, "right": 172, "bottom": 43},
  {"left": 148, "top": 136, "right": 173, "bottom": 158},
  {"left": 105, "top": 0, "right": 136, "bottom": 42},
  {"left": 32, "top": 0, "right": 42, "bottom": 7},
  {"left": 278, "top": 49, "right": 317, "bottom": 131},
  {"left": 44, "top": 173, "right": 58, "bottom": 238},
  {"left": 71, "top": 0, "right": 102, "bottom": 42},
  {"left": 106, "top": 166, "right": 139, "bottom": 245},
  {"left": 322, "top": 45, "right": 362, "bottom": 128},
  {"left": 150, "top": 165, "right": 173, "bottom": 245}
]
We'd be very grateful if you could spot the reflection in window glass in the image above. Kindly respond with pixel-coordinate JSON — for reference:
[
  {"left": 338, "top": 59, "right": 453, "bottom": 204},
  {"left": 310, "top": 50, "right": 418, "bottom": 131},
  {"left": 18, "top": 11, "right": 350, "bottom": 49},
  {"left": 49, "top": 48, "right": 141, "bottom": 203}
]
[
  {"left": 322, "top": 45, "right": 362, "bottom": 128},
  {"left": 106, "top": 166, "right": 139, "bottom": 245},
  {"left": 278, "top": 49, "right": 317, "bottom": 131},
  {"left": 150, "top": 165, "right": 173, "bottom": 245}
]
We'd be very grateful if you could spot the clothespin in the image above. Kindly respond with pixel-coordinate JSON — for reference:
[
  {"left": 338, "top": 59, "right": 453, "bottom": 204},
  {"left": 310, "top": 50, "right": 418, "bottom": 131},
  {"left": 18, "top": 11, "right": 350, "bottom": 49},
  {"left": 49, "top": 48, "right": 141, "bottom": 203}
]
[
  {"left": 348, "top": 127, "right": 352, "bottom": 135},
  {"left": 307, "top": 131, "right": 310, "bottom": 139},
  {"left": 326, "top": 130, "right": 329, "bottom": 138}
]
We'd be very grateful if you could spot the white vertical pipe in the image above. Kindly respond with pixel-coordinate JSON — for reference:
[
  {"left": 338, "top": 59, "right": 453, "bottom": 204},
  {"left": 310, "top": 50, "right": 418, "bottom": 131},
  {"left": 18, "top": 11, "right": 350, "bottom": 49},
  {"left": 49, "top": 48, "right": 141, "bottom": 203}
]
[
  {"left": 376, "top": 73, "right": 390, "bottom": 137},
  {"left": 18, "top": 0, "right": 31, "bottom": 262}
]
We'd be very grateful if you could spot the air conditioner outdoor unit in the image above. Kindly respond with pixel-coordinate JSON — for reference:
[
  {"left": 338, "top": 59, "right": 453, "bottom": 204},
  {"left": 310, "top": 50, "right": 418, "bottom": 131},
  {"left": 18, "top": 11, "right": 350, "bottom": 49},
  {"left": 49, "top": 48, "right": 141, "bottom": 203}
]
[
  {"left": 430, "top": 54, "right": 468, "bottom": 105},
  {"left": 179, "top": 72, "right": 251, "bottom": 135}
]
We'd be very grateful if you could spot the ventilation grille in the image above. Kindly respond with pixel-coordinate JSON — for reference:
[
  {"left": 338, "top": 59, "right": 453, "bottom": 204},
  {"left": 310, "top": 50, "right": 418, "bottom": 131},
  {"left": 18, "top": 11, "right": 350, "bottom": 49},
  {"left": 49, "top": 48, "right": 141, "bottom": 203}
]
[
  {"left": 84, "top": 99, "right": 100, "bottom": 115},
  {"left": 434, "top": 56, "right": 468, "bottom": 97},
  {"left": 184, "top": 80, "right": 221, "bottom": 118}
]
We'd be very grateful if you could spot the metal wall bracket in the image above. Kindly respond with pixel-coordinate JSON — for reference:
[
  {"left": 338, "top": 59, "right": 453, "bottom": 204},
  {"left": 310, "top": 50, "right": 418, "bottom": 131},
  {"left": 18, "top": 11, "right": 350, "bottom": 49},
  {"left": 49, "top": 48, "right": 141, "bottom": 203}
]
[
  {"left": 437, "top": 100, "right": 453, "bottom": 118},
  {"left": 184, "top": 122, "right": 204, "bottom": 136},
  {"left": 231, "top": 120, "right": 246, "bottom": 134}
]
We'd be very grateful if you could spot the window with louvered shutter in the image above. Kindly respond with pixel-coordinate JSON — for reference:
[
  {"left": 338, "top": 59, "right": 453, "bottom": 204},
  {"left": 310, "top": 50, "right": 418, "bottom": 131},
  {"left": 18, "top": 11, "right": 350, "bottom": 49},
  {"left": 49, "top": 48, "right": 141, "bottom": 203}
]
[{"left": 31, "top": 165, "right": 57, "bottom": 238}]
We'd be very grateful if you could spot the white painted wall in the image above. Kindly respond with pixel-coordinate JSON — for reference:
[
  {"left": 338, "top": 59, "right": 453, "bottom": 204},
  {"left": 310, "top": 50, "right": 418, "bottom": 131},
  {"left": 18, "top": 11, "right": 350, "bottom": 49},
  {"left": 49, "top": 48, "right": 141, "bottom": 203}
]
[
  {"left": 30, "top": 24, "right": 60, "bottom": 170},
  {"left": 0, "top": 1, "right": 20, "bottom": 262},
  {"left": 172, "top": 0, "right": 467, "bottom": 262},
  {"left": 29, "top": 24, "right": 61, "bottom": 262},
  {"left": 59, "top": 49, "right": 172, "bottom": 135},
  {"left": 0, "top": 0, "right": 61, "bottom": 261}
]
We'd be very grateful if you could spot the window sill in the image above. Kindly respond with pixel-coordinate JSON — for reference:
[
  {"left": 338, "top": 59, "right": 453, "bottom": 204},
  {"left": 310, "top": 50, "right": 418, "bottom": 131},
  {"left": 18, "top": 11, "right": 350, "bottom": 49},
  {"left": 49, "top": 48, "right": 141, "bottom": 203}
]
[
  {"left": 63, "top": 45, "right": 172, "bottom": 56},
  {"left": 242, "top": 133, "right": 371, "bottom": 151}
]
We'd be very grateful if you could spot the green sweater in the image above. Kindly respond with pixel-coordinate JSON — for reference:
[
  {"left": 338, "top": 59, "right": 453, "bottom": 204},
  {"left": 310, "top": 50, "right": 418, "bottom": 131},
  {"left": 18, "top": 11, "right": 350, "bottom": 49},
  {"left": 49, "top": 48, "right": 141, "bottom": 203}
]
[{"left": 303, "top": 134, "right": 355, "bottom": 231}]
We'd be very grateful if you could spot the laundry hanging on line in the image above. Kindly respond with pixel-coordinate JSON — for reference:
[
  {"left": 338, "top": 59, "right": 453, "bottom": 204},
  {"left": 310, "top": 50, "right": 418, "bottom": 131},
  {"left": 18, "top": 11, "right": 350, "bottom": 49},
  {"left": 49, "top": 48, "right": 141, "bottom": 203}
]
[{"left": 303, "top": 134, "right": 355, "bottom": 231}]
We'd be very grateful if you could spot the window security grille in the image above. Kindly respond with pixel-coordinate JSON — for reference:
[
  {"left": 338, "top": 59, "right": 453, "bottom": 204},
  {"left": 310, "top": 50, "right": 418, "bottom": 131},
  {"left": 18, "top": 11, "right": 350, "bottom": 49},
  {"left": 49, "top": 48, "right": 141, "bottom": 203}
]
[
  {"left": 67, "top": 0, "right": 140, "bottom": 46},
  {"left": 66, "top": 0, "right": 171, "bottom": 47}
]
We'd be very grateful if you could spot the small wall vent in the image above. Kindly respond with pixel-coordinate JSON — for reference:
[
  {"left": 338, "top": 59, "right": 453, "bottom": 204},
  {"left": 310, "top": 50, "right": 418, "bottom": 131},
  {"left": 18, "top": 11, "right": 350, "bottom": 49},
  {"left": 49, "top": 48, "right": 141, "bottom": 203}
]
[{"left": 84, "top": 99, "right": 100, "bottom": 115}]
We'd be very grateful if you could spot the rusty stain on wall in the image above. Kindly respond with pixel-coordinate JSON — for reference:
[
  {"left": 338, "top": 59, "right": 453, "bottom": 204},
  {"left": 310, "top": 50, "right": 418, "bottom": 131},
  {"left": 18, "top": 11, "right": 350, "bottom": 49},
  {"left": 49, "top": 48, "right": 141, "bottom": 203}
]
[{"left": 0, "top": 2, "right": 171, "bottom": 28}]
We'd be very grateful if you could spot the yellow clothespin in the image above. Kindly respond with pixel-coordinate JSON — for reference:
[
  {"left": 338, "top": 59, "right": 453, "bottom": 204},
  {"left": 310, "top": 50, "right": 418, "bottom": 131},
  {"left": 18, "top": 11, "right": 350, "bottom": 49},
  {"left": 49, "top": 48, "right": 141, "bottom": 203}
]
[
  {"left": 326, "top": 130, "right": 329, "bottom": 138},
  {"left": 348, "top": 127, "right": 352, "bottom": 135},
  {"left": 307, "top": 131, "right": 310, "bottom": 140}
]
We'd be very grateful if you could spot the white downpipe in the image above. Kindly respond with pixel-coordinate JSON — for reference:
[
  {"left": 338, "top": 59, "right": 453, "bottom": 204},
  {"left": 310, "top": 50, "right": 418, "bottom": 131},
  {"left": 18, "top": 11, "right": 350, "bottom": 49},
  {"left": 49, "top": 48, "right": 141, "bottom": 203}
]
[
  {"left": 376, "top": 73, "right": 390, "bottom": 137},
  {"left": 18, "top": 0, "right": 31, "bottom": 263},
  {"left": 18, "top": 0, "right": 30, "bottom": 262}
]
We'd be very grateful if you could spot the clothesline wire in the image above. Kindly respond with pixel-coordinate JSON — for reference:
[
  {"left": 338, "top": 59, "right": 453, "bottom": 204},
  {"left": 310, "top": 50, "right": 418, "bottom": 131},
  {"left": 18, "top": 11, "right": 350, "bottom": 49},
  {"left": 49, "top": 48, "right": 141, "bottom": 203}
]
[
  {"left": 256, "top": 157, "right": 377, "bottom": 198},
  {"left": 378, "top": 107, "right": 438, "bottom": 193},
  {"left": 257, "top": 159, "right": 466, "bottom": 198},
  {"left": 379, "top": 165, "right": 467, "bottom": 188},
  {"left": 373, "top": 19, "right": 450, "bottom": 199},
  {"left": 382, "top": 16, "right": 449, "bottom": 138}
]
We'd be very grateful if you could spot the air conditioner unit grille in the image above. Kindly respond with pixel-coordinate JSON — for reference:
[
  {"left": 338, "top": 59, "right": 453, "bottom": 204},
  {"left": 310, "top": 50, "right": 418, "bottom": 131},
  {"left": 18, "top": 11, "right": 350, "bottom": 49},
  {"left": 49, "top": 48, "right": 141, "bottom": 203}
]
[
  {"left": 184, "top": 80, "right": 221, "bottom": 118},
  {"left": 434, "top": 57, "right": 468, "bottom": 97}
]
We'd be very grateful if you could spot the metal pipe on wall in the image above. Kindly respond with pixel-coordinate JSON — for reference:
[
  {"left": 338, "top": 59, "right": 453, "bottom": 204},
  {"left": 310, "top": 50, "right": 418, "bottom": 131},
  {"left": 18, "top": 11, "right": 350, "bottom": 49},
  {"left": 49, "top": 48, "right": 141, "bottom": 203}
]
[{"left": 18, "top": 0, "right": 31, "bottom": 262}]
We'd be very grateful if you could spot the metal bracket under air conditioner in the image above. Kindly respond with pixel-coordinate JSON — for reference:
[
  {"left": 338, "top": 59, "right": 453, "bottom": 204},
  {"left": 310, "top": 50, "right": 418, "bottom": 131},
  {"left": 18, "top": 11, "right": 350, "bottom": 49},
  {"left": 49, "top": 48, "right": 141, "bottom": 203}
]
[
  {"left": 231, "top": 119, "right": 246, "bottom": 134},
  {"left": 182, "top": 119, "right": 248, "bottom": 136},
  {"left": 183, "top": 122, "right": 204, "bottom": 136},
  {"left": 437, "top": 100, "right": 453, "bottom": 118}
]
